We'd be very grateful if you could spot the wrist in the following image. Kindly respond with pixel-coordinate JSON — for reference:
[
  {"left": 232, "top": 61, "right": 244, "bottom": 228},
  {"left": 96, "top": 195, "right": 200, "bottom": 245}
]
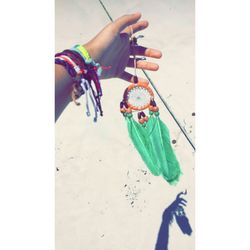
[{"left": 82, "top": 42, "right": 98, "bottom": 62}]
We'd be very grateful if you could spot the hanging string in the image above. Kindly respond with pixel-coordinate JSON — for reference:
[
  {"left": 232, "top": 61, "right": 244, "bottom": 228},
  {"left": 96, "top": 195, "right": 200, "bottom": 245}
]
[
  {"left": 129, "top": 26, "right": 138, "bottom": 79},
  {"left": 98, "top": 0, "right": 195, "bottom": 151},
  {"left": 87, "top": 81, "right": 99, "bottom": 122},
  {"left": 80, "top": 79, "right": 91, "bottom": 117}
]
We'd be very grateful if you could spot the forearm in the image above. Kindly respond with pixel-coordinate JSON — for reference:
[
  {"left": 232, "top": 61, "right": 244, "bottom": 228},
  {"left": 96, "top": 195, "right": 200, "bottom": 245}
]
[
  {"left": 55, "top": 64, "right": 73, "bottom": 121},
  {"left": 155, "top": 220, "right": 170, "bottom": 250}
]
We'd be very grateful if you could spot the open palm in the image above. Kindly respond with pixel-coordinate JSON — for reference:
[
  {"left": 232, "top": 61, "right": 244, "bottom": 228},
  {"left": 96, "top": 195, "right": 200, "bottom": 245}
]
[{"left": 84, "top": 13, "right": 162, "bottom": 83}]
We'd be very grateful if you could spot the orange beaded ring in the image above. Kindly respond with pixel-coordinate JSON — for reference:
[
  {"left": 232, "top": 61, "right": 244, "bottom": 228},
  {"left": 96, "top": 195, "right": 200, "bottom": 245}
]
[{"left": 123, "top": 81, "right": 154, "bottom": 111}]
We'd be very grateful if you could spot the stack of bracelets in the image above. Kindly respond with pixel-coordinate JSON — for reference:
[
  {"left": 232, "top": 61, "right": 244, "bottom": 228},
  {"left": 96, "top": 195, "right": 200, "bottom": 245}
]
[{"left": 55, "top": 44, "right": 108, "bottom": 122}]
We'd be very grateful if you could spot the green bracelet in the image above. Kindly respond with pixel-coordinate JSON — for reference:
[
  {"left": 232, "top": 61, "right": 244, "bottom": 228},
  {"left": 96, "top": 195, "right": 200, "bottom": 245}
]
[{"left": 71, "top": 44, "right": 92, "bottom": 64}]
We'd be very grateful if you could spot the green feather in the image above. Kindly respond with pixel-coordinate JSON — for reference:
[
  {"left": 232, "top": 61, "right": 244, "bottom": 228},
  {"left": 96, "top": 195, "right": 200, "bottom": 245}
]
[
  {"left": 146, "top": 114, "right": 181, "bottom": 184},
  {"left": 124, "top": 112, "right": 181, "bottom": 184},
  {"left": 126, "top": 116, "right": 161, "bottom": 176},
  {"left": 157, "top": 117, "right": 181, "bottom": 184},
  {"left": 146, "top": 115, "right": 169, "bottom": 176}
]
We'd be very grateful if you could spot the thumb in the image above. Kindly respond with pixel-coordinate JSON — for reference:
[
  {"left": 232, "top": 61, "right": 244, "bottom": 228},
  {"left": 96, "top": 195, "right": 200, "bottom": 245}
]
[{"left": 114, "top": 13, "right": 142, "bottom": 33}]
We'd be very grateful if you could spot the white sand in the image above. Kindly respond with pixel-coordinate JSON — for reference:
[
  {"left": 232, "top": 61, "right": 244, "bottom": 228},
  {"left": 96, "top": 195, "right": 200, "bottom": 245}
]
[{"left": 55, "top": 0, "right": 195, "bottom": 249}]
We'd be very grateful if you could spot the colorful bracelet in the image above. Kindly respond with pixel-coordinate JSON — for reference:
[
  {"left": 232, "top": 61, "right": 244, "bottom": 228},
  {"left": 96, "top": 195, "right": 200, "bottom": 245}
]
[
  {"left": 55, "top": 57, "right": 77, "bottom": 78},
  {"left": 71, "top": 45, "right": 103, "bottom": 76},
  {"left": 71, "top": 45, "right": 92, "bottom": 62},
  {"left": 55, "top": 55, "right": 82, "bottom": 75},
  {"left": 56, "top": 49, "right": 87, "bottom": 75},
  {"left": 55, "top": 45, "right": 106, "bottom": 121}
]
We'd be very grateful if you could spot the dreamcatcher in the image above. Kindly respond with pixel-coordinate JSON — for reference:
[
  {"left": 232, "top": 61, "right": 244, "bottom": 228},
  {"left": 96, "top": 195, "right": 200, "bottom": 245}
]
[{"left": 120, "top": 30, "right": 181, "bottom": 185}]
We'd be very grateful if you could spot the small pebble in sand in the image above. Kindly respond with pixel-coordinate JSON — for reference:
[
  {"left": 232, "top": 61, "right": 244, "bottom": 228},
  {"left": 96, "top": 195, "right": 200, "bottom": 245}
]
[
  {"left": 192, "top": 112, "right": 195, "bottom": 116},
  {"left": 172, "top": 139, "right": 177, "bottom": 144},
  {"left": 56, "top": 168, "right": 59, "bottom": 171}
]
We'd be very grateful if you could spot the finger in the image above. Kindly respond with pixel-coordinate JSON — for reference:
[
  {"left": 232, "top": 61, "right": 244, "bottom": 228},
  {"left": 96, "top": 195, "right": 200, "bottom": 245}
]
[
  {"left": 114, "top": 13, "right": 142, "bottom": 33},
  {"left": 179, "top": 201, "right": 187, "bottom": 207},
  {"left": 176, "top": 192, "right": 184, "bottom": 199},
  {"left": 179, "top": 198, "right": 187, "bottom": 203},
  {"left": 122, "top": 20, "right": 149, "bottom": 35},
  {"left": 119, "top": 71, "right": 149, "bottom": 84},
  {"left": 127, "top": 58, "right": 159, "bottom": 71},
  {"left": 131, "top": 45, "right": 162, "bottom": 58}
]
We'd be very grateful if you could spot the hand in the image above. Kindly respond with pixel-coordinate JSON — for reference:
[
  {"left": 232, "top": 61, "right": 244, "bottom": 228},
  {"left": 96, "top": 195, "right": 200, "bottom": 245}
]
[
  {"left": 83, "top": 13, "right": 162, "bottom": 83},
  {"left": 162, "top": 191, "right": 187, "bottom": 221}
]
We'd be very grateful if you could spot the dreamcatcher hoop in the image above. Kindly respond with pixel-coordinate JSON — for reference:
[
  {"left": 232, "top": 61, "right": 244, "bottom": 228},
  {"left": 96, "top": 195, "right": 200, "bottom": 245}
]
[{"left": 123, "top": 82, "right": 154, "bottom": 111}]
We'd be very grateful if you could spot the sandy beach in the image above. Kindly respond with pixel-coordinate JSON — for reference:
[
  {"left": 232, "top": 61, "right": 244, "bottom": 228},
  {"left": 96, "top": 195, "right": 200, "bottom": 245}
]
[{"left": 55, "top": 0, "right": 195, "bottom": 249}]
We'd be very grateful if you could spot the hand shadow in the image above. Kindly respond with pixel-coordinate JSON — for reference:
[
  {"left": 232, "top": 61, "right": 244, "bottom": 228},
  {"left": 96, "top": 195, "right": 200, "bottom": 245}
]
[{"left": 155, "top": 190, "right": 192, "bottom": 250}]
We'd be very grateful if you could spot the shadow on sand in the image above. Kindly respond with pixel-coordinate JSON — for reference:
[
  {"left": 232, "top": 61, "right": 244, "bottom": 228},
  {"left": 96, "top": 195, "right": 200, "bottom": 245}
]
[{"left": 155, "top": 190, "right": 192, "bottom": 250}]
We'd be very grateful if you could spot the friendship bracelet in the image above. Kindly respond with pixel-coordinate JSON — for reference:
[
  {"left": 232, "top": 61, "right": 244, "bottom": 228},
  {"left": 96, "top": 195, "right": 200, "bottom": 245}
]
[
  {"left": 56, "top": 55, "right": 82, "bottom": 75},
  {"left": 55, "top": 56, "right": 86, "bottom": 107},
  {"left": 71, "top": 44, "right": 91, "bottom": 62},
  {"left": 55, "top": 44, "right": 106, "bottom": 121},
  {"left": 56, "top": 50, "right": 87, "bottom": 74},
  {"left": 67, "top": 45, "right": 103, "bottom": 98},
  {"left": 55, "top": 57, "right": 77, "bottom": 78}
]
